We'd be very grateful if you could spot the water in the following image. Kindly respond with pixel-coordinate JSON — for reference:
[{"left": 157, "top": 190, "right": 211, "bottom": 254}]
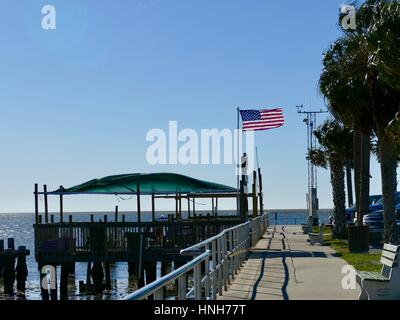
[{"left": 0, "top": 209, "right": 331, "bottom": 300}]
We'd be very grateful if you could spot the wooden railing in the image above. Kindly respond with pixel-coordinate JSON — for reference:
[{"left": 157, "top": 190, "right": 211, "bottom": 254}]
[{"left": 34, "top": 218, "right": 242, "bottom": 263}]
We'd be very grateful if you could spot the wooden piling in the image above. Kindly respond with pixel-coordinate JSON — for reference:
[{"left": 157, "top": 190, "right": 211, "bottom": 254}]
[
  {"left": 59, "top": 187, "right": 64, "bottom": 223},
  {"left": 16, "top": 246, "right": 28, "bottom": 294},
  {"left": 60, "top": 264, "right": 69, "bottom": 300},
  {"left": 8, "top": 238, "right": 15, "bottom": 250},
  {"left": 44, "top": 185, "right": 49, "bottom": 223},
  {"left": 104, "top": 262, "right": 111, "bottom": 289},
  {"left": 86, "top": 261, "right": 92, "bottom": 289},
  {"left": 115, "top": 206, "right": 119, "bottom": 222},
  {"left": 39, "top": 264, "right": 50, "bottom": 301},
  {"left": 136, "top": 183, "right": 141, "bottom": 222},
  {"left": 151, "top": 194, "right": 155, "bottom": 222},
  {"left": 91, "top": 262, "right": 104, "bottom": 293},
  {"left": 3, "top": 249, "right": 16, "bottom": 295},
  {"left": 34, "top": 184, "right": 39, "bottom": 225},
  {"left": 50, "top": 265, "right": 58, "bottom": 300}
]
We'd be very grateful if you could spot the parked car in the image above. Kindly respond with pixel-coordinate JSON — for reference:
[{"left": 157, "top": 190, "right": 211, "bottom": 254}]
[
  {"left": 345, "top": 194, "right": 382, "bottom": 224},
  {"left": 363, "top": 209, "right": 400, "bottom": 234}
]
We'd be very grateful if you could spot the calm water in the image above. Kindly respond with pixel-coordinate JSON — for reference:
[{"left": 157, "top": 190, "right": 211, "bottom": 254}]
[{"left": 0, "top": 209, "right": 331, "bottom": 300}]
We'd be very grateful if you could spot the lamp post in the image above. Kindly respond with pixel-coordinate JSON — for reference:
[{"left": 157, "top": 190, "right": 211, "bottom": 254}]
[{"left": 297, "top": 105, "right": 328, "bottom": 226}]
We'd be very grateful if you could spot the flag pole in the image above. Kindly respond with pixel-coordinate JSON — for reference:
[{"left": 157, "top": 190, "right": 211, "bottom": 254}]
[
  {"left": 237, "top": 107, "right": 240, "bottom": 217},
  {"left": 237, "top": 108, "right": 240, "bottom": 188}
]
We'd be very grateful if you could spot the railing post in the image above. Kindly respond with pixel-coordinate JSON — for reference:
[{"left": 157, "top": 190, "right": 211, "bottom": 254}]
[
  {"left": 217, "top": 237, "right": 223, "bottom": 296},
  {"left": 154, "top": 288, "right": 164, "bottom": 300},
  {"left": 223, "top": 233, "right": 228, "bottom": 291},
  {"left": 229, "top": 230, "right": 235, "bottom": 280},
  {"left": 211, "top": 240, "right": 217, "bottom": 300},
  {"left": 178, "top": 275, "right": 187, "bottom": 300},
  {"left": 194, "top": 264, "right": 202, "bottom": 300},
  {"left": 205, "top": 243, "right": 211, "bottom": 299}
]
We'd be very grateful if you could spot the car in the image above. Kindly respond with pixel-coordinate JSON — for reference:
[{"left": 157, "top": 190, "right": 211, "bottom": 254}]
[
  {"left": 345, "top": 194, "right": 382, "bottom": 224},
  {"left": 363, "top": 209, "right": 400, "bottom": 235}
]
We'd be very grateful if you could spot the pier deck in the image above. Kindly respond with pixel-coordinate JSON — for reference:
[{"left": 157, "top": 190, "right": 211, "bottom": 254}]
[{"left": 219, "top": 225, "right": 360, "bottom": 300}]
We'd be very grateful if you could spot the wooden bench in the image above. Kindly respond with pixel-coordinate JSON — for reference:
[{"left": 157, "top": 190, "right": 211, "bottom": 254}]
[
  {"left": 356, "top": 244, "right": 400, "bottom": 300},
  {"left": 309, "top": 224, "right": 324, "bottom": 246}
]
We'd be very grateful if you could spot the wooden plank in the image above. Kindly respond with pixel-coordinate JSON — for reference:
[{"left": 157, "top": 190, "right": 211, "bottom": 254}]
[
  {"left": 383, "top": 244, "right": 399, "bottom": 253},
  {"left": 380, "top": 256, "right": 397, "bottom": 268},
  {"left": 381, "top": 250, "right": 398, "bottom": 261}
]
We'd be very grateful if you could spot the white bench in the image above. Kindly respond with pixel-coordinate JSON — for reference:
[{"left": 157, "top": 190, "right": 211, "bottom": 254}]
[
  {"left": 309, "top": 224, "right": 324, "bottom": 246},
  {"left": 356, "top": 244, "right": 400, "bottom": 300}
]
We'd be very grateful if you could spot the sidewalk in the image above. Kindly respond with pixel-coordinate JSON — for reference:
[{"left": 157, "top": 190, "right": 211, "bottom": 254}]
[{"left": 218, "top": 225, "right": 360, "bottom": 300}]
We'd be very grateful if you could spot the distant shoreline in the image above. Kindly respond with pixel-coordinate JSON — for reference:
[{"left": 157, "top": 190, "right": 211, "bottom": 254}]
[{"left": 0, "top": 209, "right": 333, "bottom": 215}]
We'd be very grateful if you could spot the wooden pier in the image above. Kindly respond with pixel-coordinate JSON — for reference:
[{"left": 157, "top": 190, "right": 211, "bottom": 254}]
[{"left": 34, "top": 162, "right": 264, "bottom": 299}]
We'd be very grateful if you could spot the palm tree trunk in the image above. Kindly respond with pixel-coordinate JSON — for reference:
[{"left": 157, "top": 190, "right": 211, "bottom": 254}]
[
  {"left": 330, "top": 155, "right": 347, "bottom": 238},
  {"left": 358, "top": 132, "right": 371, "bottom": 226},
  {"left": 377, "top": 123, "right": 398, "bottom": 244},
  {"left": 353, "top": 130, "right": 362, "bottom": 223},
  {"left": 346, "top": 160, "right": 353, "bottom": 207}
]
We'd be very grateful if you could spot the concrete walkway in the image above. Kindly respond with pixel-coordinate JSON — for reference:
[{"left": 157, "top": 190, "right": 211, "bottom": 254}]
[{"left": 219, "top": 225, "right": 360, "bottom": 300}]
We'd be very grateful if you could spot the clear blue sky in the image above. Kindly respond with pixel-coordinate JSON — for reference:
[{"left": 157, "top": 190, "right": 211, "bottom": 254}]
[{"left": 0, "top": 0, "right": 386, "bottom": 213}]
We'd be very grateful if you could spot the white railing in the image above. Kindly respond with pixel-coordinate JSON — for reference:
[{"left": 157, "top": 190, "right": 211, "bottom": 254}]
[{"left": 123, "top": 214, "right": 268, "bottom": 301}]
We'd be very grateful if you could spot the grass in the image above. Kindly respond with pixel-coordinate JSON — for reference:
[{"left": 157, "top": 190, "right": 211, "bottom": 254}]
[{"left": 311, "top": 226, "right": 382, "bottom": 272}]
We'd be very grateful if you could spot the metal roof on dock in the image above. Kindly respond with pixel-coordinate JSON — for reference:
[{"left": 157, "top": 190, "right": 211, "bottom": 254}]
[{"left": 45, "top": 173, "right": 237, "bottom": 195}]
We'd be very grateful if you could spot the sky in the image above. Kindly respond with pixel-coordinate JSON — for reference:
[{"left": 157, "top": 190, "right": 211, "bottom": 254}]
[{"left": 0, "top": 0, "right": 390, "bottom": 213}]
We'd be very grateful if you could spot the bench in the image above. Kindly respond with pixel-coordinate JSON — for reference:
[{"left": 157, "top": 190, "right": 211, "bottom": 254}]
[
  {"left": 356, "top": 244, "right": 400, "bottom": 300},
  {"left": 309, "top": 224, "right": 324, "bottom": 246},
  {"left": 301, "top": 224, "right": 312, "bottom": 235}
]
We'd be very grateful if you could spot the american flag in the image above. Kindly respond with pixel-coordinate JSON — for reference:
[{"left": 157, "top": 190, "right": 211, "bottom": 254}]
[{"left": 239, "top": 108, "right": 285, "bottom": 131}]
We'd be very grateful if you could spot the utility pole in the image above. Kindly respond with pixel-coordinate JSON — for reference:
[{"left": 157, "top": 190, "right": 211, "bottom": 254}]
[{"left": 297, "top": 105, "right": 328, "bottom": 226}]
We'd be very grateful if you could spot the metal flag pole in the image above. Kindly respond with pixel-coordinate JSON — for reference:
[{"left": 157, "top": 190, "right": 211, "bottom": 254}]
[{"left": 237, "top": 107, "right": 240, "bottom": 190}]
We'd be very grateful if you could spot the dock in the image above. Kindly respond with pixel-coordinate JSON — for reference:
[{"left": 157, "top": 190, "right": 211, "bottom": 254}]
[
  {"left": 34, "top": 159, "right": 264, "bottom": 300},
  {"left": 218, "top": 225, "right": 360, "bottom": 300}
]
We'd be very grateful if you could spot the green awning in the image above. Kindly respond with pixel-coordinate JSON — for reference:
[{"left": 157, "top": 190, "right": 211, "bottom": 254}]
[{"left": 50, "top": 173, "right": 237, "bottom": 195}]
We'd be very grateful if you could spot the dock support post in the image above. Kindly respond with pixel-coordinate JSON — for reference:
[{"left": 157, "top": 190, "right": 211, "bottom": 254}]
[
  {"left": 3, "top": 249, "right": 16, "bottom": 295},
  {"left": 105, "top": 262, "right": 111, "bottom": 289},
  {"left": 136, "top": 183, "right": 141, "bottom": 222},
  {"left": 143, "top": 262, "right": 157, "bottom": 299},
  {"left": 44, "top": 185, "right": 49, "bottom": 223},
  {"left": 60, "top": 264, "right": 68, "bottom": 300},
  {"left": 34, "top": 184, "right": 39, "bottom": 225},
  {"left": 50, "top": 265, "right": 58, "bottom": 301},
  {"left": 86, "top": 261, "right": 92, "bottom": 291},
  {"left": 115, "top": 206, "right": 119, "bottom": 222},
  {"left": 16, "top": 246, "right": 28, "bottom": 294},
  {"left": 59, "top": 187, "right": 64, "bottom": 223},
  {"left": 151, "top": 194, "right": 155, "bottom": 222},
  {"left": 91, "top": 262, "right": 104, "bottom": 293},
  {"left": 39, "top": 264, "right": 50, "bottom": 301}
]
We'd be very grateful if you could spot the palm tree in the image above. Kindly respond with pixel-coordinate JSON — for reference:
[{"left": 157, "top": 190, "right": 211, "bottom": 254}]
[
  {"left": 319, "top": 36, "right": 373, "bottom": 226},
  {"left": 321, "top": 0, "right": 400, "bottom": 243},
  {"left": 308, "top": 120, "right": 353, "bottom": 238},
  {"left": 357, "top": 0, "right": 400, "bottom": 243}
]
